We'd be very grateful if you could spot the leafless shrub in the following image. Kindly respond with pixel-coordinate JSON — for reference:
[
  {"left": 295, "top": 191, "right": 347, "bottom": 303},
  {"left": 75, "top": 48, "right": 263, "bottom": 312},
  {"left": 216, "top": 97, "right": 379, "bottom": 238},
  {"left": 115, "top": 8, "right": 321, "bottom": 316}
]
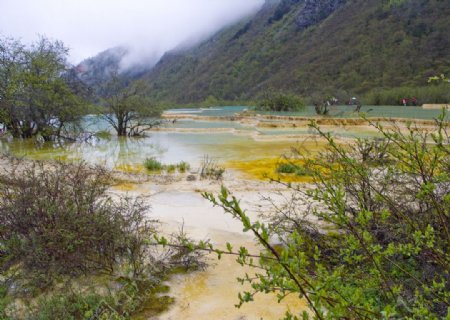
[{"left": 199, "top": 155, "right": 224, "bottom": 180}]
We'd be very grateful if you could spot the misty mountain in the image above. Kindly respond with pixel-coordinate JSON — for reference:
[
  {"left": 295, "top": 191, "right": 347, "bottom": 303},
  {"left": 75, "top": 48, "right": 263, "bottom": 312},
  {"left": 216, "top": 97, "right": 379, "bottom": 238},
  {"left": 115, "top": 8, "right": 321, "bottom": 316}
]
[
  {"left": 75, "top": 47, "right": 127, "bottom": 86},
  {"left": 75, "top": 46, "right": 153, "bottom": 90},
  {"left": 139, "top": 0, "right": 449, "bottom": 103}
]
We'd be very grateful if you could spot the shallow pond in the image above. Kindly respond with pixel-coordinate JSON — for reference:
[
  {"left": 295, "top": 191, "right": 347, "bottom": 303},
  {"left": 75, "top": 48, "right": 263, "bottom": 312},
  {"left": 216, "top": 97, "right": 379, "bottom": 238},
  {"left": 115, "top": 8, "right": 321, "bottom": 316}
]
[
  {"left": 0, "top": 131, "right": 309, "bottom": 169},
  {"left": 2, "top": 105, "right": 442, "bottom": 170},
  {"left": 0, "top": 116, "right": 325, "bottom": 170},
  {"left": 166, "top": 105, "right": 446, "bottom": 119}
]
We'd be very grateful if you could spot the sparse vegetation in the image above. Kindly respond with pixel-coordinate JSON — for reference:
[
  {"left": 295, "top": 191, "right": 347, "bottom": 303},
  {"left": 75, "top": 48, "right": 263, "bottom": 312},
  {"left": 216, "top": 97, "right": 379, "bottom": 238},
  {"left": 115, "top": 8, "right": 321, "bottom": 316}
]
[
  {"left": 143, "top": 158, "right": 191, "bottom": 174},
  {"left": 200, "top": 155, "right": 225, "bottom": 180},
  {"left": 276, "top": 162, "right": 309, "bottom": 176},
  {"left": 276, "top": 162, "right": 298, "bottom": 174},
  {"left": 144, "top": 157, "right": 163, "bottom": 171},
  {"left": 166, "top": 164, "right": 176, "bottom": 173},
  {"left": 177, "top": 161, "right": 190, "bottom": 173}
]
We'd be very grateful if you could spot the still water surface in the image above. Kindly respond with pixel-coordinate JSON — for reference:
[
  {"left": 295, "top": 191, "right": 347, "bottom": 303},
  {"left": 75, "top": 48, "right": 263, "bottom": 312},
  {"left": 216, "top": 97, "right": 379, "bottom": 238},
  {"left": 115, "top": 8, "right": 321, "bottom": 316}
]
[{"left": 0, "top": 106, "right": 444, "bottom": 168}]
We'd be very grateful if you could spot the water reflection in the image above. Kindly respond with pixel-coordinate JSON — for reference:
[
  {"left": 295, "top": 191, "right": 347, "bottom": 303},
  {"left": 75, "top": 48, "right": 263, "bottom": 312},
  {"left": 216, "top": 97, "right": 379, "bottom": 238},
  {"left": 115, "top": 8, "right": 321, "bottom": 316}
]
[
  {"left": 0, "top": 128, "right": 368, "bottom": 170},
  {"left": 3, "top": 105, "right": 440, "bottom": 169}
]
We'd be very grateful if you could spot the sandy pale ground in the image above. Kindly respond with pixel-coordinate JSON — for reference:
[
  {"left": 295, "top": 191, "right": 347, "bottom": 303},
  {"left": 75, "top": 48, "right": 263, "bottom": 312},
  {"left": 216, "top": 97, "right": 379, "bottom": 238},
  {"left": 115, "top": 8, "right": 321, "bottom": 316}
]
[
  {"left": 113, "top": 172, "right": 310, "bottom": 320},
  {"left": 157, "top": 230, "right": 306, "bottom": 320},
  {"left": 151, "top": 192, "right": 308, "bottom": 320}
]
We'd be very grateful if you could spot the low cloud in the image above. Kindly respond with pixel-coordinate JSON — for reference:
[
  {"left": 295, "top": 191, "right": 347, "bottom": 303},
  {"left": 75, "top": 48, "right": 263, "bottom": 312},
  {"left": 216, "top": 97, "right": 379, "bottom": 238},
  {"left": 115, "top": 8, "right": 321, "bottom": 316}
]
[{"left": 0, "top": 0, "right": 264, "bottom": 68}]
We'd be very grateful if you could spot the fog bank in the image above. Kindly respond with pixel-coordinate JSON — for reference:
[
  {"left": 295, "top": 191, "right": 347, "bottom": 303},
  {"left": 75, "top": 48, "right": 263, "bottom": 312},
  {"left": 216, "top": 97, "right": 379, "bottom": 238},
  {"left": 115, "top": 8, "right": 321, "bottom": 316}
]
[{"left": 0, "top": 0, "right": 264, "bottom": 67}]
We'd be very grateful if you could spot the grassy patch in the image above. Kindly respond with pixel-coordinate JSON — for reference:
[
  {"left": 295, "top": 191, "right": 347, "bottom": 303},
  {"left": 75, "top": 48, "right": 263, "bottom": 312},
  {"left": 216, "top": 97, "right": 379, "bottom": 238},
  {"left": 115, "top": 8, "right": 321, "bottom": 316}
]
[
  {"left": 276, "top": 162, "right": 298, "bottom": 174},
  {"left": 276, "top": 162, "right": 310, "bottom": 176},
  {"left": 143, "top": 159, "right": 191, "bottom": 174},
  {"left": 143, "top": 158, "right": 163, "bottom": 171},
  {"left": 177, "top": 161, "right": 190, "bottom": 173},
  {"left": 166, "top": 164, "right": 176, "bottom": 173}
]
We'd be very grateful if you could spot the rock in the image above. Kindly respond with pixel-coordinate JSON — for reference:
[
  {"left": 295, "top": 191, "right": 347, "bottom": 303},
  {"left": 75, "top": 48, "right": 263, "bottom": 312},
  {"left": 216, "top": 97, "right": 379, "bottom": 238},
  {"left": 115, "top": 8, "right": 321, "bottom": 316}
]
[
  {"left": 186, "top": 175, "right": 197, "bottom": 181},
  {"left": 268, "top": 0, "right": 302, "bottom": 24},
  {"left": 296, "top": 0, "right": 346, "bottom": 30}
]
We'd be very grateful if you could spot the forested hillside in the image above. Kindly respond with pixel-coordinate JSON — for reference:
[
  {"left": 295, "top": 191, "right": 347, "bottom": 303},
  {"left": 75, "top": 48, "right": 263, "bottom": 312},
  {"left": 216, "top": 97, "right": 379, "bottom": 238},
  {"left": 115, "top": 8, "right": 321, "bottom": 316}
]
[{"left": 142, "top": 0, "right": 450, "bottom": 104}]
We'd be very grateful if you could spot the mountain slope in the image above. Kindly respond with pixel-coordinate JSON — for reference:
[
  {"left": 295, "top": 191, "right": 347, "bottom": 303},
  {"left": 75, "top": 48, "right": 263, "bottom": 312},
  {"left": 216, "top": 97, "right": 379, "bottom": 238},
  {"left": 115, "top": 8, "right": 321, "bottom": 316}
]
[
  {"left": 143, "top": 0, "right": 450, "bottom": 104},
  {"left": 75, "top": 47, "right": 152, "bottom": 91}
]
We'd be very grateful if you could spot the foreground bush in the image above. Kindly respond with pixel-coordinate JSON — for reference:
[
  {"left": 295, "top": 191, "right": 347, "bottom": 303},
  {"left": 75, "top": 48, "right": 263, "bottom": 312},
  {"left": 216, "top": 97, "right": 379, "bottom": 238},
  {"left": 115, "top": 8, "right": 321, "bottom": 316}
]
[
  {"left": 0, "top": 157, "right": 207, "bottom": 318},
  {"left": 204, "top": 111, "right": 450, "bottom": 318},
  {"left": 0, "top": 159, "right": 157, "bottom": 285}
]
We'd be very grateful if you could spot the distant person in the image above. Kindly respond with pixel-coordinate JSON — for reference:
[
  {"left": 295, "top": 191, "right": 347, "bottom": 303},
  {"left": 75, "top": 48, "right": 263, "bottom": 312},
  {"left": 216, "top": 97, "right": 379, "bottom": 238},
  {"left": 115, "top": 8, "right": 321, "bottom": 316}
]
[
  {"left": 352, "top": 97, "right": 362, "bottom": 112},
  {"left": 402, "top": 98, "right": 407, "bottom": 107},
  {"left": 412, "top": 97, "right": 417, "bottom": 106}
]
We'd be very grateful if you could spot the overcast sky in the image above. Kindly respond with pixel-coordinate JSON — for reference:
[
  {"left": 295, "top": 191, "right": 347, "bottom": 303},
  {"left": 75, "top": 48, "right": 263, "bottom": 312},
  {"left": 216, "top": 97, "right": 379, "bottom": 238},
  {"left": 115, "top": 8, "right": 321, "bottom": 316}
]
[{"left": 0, "top": 0, "right": 264, "bottom": 66}]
